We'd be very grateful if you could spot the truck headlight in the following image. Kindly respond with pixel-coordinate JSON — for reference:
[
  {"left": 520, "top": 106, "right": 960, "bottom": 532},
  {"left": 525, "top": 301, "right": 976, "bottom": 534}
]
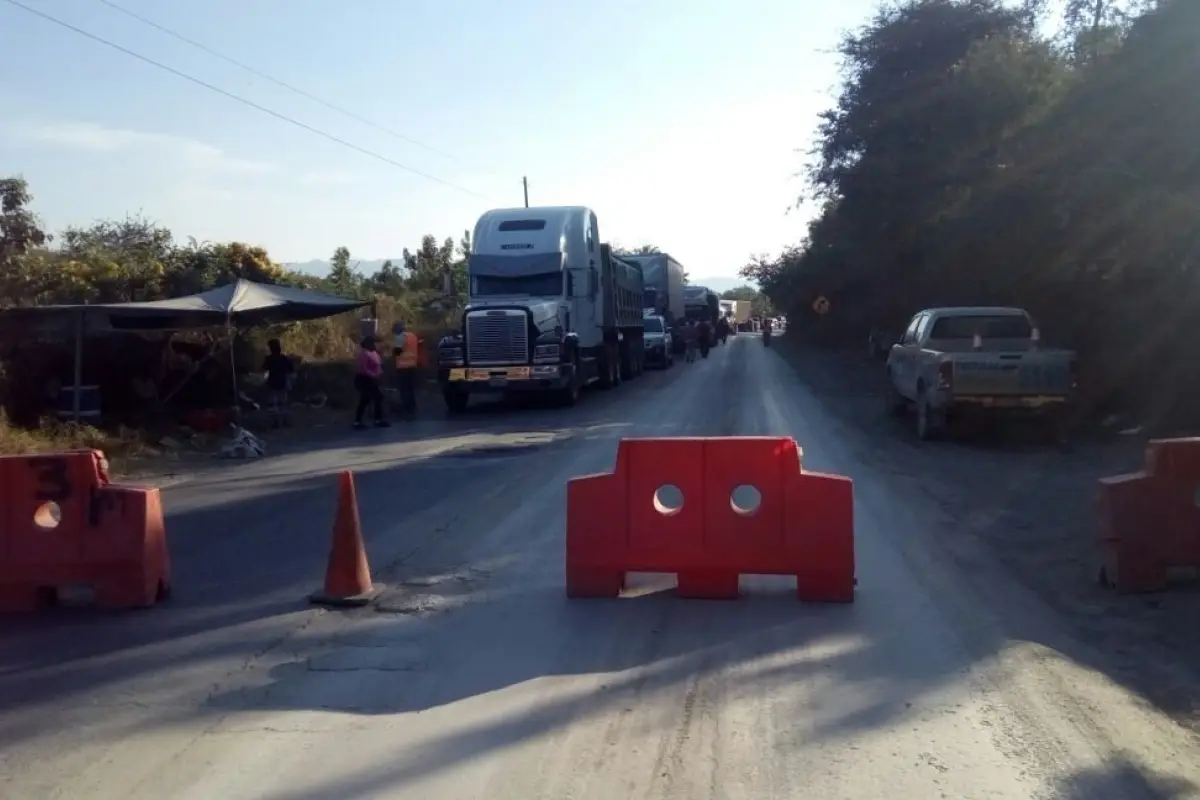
[
  {"left": 533, "top": 343, "right": 560, "bottom": 363},
  {"left": 439, "top": 346, "right": 464, "bottom": 366}
]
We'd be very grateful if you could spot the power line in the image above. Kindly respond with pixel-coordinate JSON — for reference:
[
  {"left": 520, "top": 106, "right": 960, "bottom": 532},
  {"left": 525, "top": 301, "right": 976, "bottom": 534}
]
[
  {"left": 1, "top": 0, "right": 498, "bottom": 201},
  {"left": 95, "top": 0, "right": 488, "bottom": 173}
]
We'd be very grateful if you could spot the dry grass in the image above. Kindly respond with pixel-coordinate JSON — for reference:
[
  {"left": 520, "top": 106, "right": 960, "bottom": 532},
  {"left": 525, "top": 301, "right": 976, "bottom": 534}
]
[
  {"left": 0, "top": 414, "right": 144, "bottom": 456},
  {"left": 0, "top": 412, "right": 173, "bottom": 477}
]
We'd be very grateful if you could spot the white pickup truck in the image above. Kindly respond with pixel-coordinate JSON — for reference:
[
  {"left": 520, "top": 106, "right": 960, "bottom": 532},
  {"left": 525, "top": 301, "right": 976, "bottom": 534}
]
[{"left": 885, "top": 306, "right": 1077, "bottom": 440}]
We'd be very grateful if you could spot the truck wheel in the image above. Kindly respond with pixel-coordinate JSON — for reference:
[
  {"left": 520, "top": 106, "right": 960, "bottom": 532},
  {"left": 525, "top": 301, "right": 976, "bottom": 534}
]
[
  {"left": 600, "top": 350, "right": 615, "bottom": 389},
  {"left": 558, "top": 360, "right": 581, "bottom": 406},
  {"left": 444, "top": 389, "right": 469, "bottom": 414},
  {"left": 916, "top": 394, "right": 944, "bottom": 441}
]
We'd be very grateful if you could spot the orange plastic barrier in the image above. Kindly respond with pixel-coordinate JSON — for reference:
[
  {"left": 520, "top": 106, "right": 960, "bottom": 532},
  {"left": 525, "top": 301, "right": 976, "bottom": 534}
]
[
  {"left": 566, "top": 437, "right": 855, "bottom": 601},
  {"left": 1097, "top": 437, "right": 1200, "bottom": 593},
  {"left": 0, "top": 449, "right": 171, "bottom": 611}
]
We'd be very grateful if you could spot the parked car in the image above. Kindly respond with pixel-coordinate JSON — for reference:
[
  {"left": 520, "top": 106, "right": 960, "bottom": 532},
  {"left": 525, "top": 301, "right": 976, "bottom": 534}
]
[{"left": 643, "top": 313, "right": 674, "bottom": 368}]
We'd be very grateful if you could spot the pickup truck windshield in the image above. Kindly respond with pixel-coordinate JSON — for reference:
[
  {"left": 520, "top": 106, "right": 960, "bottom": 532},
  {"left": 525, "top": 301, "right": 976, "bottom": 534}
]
[
  {"left": 644, "top": 318, "right": 664, "bottom": 333},
  {"left": 929, "top": 314, "right": 1032, "bottom": 339},
  {"left": 472, "top": 273, "right": 563, "bottom": 297}
]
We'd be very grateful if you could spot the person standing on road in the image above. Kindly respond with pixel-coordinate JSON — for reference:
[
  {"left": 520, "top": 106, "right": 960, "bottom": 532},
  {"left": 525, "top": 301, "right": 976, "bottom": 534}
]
[
  {"left": 716, "top": 315, "right": 729, "bottom": 344},
  {"left": 353, "top": 336, "right": 389, "bottom": 429},
  {"left": 261, "top": 338, "right": 295, "bottom": 429},
  {"left": 392, "top": 320, "right": 419, "bottom": 415},
  {"left": 685, "top": 321, "right": 698, "bottom": 363}
]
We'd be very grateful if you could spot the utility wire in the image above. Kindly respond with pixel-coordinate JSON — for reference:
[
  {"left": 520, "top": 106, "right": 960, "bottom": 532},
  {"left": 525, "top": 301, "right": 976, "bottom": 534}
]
[
  {"left": 2, "top": 0, "right": 497, "bottom": 201},
  {"left": 95, "top": 0, "right": 488, "bottom": 173}
]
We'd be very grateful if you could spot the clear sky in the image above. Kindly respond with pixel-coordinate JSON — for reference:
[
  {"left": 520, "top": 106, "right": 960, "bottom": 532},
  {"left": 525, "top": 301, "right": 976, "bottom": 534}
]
[{"left": 0, "top": 0, "right": 878, "bottom": 278}]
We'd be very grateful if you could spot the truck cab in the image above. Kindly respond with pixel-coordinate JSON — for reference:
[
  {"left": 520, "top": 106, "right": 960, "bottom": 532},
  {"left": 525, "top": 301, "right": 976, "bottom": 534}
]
[{"left": 438, "top": 206, "right": 643, "bottom": 412}]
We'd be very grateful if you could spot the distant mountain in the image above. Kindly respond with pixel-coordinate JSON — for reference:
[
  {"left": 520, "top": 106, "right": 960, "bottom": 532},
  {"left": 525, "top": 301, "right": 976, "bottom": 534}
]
[{"left": 285, "top": 259, "right": 403, "bottom": 277}]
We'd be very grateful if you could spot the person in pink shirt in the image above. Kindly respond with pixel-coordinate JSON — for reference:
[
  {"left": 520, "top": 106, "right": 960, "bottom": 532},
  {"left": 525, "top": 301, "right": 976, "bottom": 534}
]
[{"left": 353, "top": 336, "right": 389, "bottom": 429}]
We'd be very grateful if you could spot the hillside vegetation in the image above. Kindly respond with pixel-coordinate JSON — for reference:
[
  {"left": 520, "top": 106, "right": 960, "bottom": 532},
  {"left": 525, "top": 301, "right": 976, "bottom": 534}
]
[
  {"left": 0, "top": 175, "right": 468, "bottom": 358},
  {"left": 746, "top": 0, "right": 1196, "bottom": 427}
]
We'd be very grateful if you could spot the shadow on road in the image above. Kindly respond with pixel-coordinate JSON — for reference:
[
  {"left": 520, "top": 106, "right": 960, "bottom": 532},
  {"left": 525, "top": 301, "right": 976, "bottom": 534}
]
[
  {"left": 185, "top": 509, "right": 1015, "bottom": 796},
  {"left": 0, "top": 347, "right": 696, "bottom": 762},
  {"left": 0, "top": 435, "right": 564, "bottom": 751},
  {"left": 1051, "top": 757, "right": 1198, "bottom": 800},
  {"left": 244, "top": 360, "right": 685, "bottom": 466}
]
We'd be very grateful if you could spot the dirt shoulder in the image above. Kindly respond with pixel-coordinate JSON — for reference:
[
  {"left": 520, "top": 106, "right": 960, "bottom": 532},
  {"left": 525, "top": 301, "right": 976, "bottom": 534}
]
[{"left": 776, "top": 333, "right": 1200, "bottom": 732}]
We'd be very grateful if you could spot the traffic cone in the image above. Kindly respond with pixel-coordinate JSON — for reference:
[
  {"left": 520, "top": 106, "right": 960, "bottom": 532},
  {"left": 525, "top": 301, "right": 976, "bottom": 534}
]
[{"left": 310, "top": 470, "right": 380, "bottom": 607}]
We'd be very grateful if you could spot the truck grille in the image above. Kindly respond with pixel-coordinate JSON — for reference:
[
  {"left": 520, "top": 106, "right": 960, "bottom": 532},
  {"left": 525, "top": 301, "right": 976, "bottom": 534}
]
[{"left": 466, "top": 310, "right": 528, "bottom": 365}]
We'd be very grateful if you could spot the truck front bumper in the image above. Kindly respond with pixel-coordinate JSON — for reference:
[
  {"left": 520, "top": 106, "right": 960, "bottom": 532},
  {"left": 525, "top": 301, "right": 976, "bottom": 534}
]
[
  {"left": 643, "top": 342, "right": 670, "bottom": 364},
  {"left": 439, "top": 363, "right": 574, "bottom": 392}
]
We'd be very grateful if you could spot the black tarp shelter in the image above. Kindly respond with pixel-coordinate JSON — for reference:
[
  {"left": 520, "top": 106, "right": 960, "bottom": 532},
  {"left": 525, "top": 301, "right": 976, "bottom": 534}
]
[{"left": 0, "top": 279, "right": 370, "bottom": 420}]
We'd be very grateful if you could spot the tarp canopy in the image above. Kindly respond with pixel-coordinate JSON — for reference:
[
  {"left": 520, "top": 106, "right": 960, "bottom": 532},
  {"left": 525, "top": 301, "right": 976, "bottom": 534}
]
[
  {"left": 0, "top": 279, "right": 370, "bottom": 334},
  {"left": 0, "top": 279, "right": 371, "bottom": 421}
]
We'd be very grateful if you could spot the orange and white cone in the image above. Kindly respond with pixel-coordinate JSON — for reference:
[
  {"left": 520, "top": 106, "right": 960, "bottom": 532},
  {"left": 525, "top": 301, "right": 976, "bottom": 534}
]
[{"left": 310, "top": 470, "right": 380, "bottom": 607}]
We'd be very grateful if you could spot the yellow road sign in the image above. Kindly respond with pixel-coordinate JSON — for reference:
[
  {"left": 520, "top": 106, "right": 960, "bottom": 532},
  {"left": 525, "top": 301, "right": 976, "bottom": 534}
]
[{"left": 812, "top": 296, "right": 830, "bottom": 315}]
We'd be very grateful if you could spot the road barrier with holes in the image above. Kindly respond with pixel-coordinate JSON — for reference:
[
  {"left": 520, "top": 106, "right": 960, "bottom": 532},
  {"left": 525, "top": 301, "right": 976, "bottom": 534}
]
[
  {"left": 0, "top": 449, "right": 171, "bottom": 611},
  {"left": 1097, "top": 437, "right": 1200, "bottom": 593},
  {"left": 565, "top": 436, "right": 855, "bottom": 601}
]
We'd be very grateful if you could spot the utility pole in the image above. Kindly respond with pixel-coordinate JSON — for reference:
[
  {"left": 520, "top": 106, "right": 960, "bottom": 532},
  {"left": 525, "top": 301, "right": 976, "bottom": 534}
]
[{"left": 522, "top": 176, "right": 529, "bottom": 208}]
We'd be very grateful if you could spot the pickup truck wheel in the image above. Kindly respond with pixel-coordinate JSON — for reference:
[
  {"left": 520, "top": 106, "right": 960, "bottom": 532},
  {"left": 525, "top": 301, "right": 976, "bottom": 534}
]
[
  {"left": 885, "top": 373, "right": 907, "bottom": 416},
  {"left": 916, "top": 394, "right": 944, "bottom": 441}
]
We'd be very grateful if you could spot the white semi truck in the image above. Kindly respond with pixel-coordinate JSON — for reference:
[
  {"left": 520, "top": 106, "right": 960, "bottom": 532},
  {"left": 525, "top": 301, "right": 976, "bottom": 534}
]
[{"left": 436, "top": 206, "right": 645, "bottom": 412}]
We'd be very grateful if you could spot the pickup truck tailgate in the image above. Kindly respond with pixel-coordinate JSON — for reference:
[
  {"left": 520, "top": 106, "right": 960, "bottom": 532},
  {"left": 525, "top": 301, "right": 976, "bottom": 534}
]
[{"left": 951, "top": 353, "right": 1073, "bottom": 396}]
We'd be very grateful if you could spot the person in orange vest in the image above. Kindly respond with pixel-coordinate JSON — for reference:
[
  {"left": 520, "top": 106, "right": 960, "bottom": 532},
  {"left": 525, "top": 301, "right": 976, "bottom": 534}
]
[{"left": 392, "top": 320, "right": 419, "bottom": 414}]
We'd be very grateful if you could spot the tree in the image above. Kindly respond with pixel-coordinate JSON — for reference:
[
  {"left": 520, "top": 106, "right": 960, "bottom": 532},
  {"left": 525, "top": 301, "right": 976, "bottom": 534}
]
[
  {"left": 325, "top": 246, "right": 360, "bottom": 298},
  {"left": 402, "top": 235, "right": 456, "bottom": 293},
  {"left": 758, "top": 0, "right": 1199, "bottom": 423},
  {"left": 367, "top": 258, "right": 406, "bottom": 297},
  {"left": 612, "top": 243, "right": 663, "bottom": 256},
  {"left": 0, "top": 177, "right": 50, "bottom": 305}
]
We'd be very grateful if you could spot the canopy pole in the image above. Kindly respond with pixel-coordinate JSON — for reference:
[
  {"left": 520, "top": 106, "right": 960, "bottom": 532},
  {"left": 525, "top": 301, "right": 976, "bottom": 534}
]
[{"left": 227, "top": 312, "right": 240, "bottom": 427}]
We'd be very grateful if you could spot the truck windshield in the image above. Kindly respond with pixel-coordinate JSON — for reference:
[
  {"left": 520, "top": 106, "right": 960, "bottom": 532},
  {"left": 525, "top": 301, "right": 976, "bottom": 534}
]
[
  {"left": 929, "top": 314, "right": 1032, "bottom": 339},
  {"left": 644, "top": 318, "right": 664, "bottom": 333},
  {"left": 472, "top": 273, "right": 563, "bottom": 297}
]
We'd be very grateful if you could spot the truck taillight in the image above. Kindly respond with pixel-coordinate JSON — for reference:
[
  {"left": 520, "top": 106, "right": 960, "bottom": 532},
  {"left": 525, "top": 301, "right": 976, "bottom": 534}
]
[{"left": 937, "top": 361, "right": 953, "bottom": 391}]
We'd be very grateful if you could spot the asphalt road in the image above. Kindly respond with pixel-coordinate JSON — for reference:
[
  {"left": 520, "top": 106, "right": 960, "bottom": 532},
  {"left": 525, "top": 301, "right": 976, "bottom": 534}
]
[{"left": 2, "top": 334, "right": 1199, "bottom": 799}]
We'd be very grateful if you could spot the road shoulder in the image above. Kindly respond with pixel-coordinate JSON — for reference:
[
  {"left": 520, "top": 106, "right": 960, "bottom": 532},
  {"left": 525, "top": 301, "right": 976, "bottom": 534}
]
[{"left": 774, "top": 333, "right": 1200, "bottom": 735}]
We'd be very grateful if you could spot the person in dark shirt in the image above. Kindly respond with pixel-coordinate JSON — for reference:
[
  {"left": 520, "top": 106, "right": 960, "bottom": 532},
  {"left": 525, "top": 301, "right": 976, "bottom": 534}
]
[{"left": 262, "top": 338, "right": 295, "bottom": 428}]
